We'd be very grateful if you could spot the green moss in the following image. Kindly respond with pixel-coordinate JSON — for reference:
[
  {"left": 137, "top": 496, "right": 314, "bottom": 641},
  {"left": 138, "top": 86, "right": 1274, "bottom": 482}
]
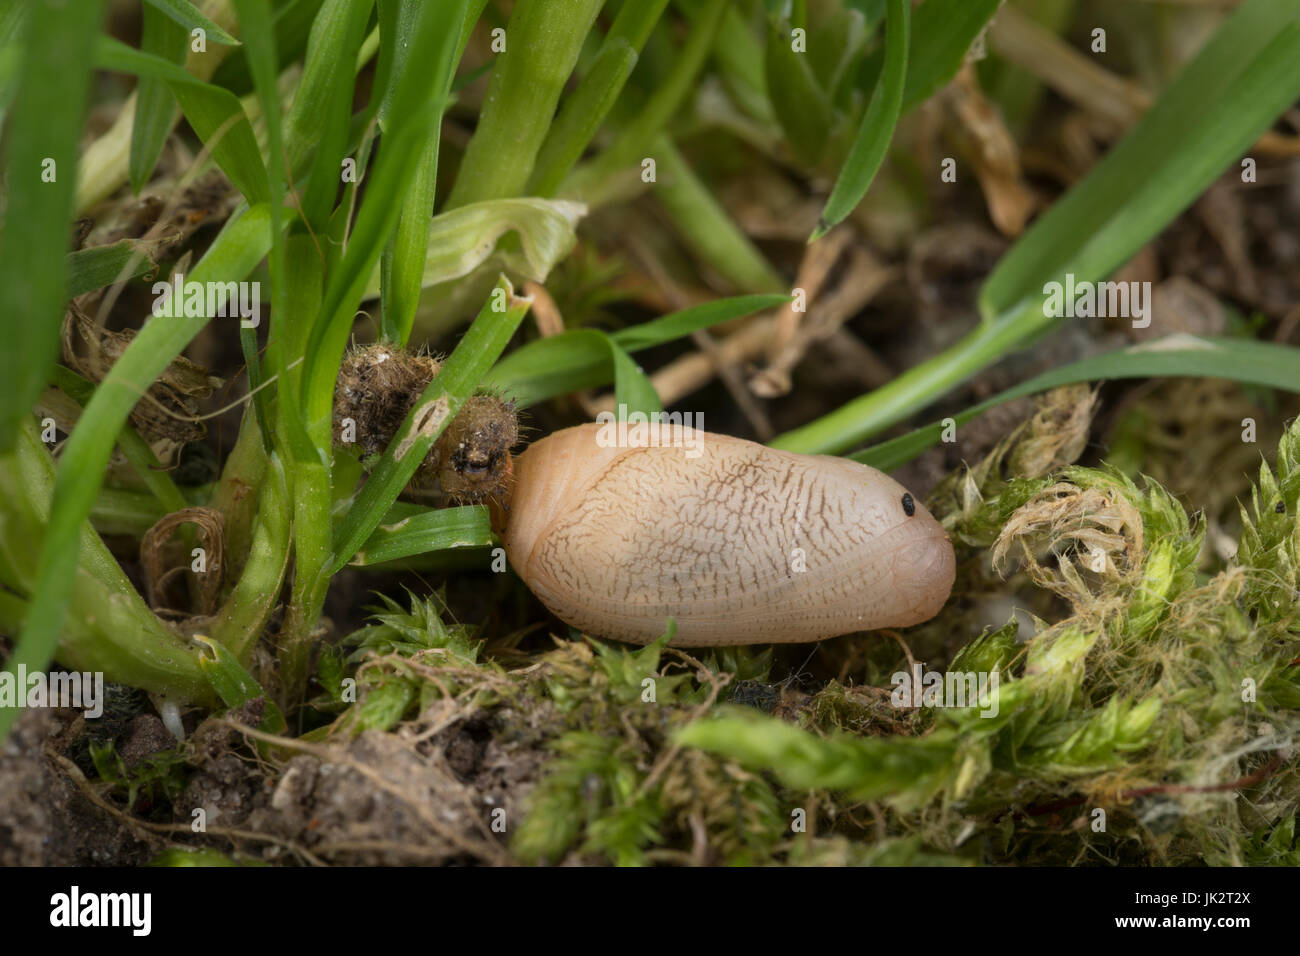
[{"left": 673, "top": 419, "right": 1300, "bottom": 865}]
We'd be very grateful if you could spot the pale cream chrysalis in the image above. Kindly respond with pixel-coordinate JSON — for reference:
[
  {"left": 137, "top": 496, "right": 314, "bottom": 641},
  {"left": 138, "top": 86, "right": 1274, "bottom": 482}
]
[{"left": 502, "top": 424, "right": 955, "bottom": 646}]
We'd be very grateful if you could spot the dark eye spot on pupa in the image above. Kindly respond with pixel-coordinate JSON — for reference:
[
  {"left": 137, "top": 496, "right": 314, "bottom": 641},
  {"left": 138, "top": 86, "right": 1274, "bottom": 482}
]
[
  {"left": 1276, "top": 501, "right": 1286, "bottom": 514},
  {"left": 902, "top": 493, "right": 915, "bottom": 517}
]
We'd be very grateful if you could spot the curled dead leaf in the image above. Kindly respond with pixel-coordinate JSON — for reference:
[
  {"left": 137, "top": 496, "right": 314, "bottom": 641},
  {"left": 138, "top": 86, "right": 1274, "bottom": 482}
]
[{"left": 140, "top": 506, "right": 225, "bottom": 616}]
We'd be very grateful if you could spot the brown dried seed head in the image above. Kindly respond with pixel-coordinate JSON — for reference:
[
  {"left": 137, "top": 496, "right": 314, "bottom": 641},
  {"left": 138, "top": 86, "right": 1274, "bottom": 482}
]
[
  {"left": 425, "top": 394, "right": 520, "bottom": 503},
  {"left": 333, "top": 343, "right": 441, "bottom": 457},
  {"left": 62, "top": 308, "right": 220, "bottom": 447}
]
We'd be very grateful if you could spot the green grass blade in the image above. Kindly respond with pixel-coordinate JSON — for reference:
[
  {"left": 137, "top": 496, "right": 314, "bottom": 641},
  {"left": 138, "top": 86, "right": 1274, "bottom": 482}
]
[
  {"left": 230, "top": 0, "right": 284, "bottom": 455},
  {"left": 0, "top": 0, "right": 104, "bottom": 454},
  {"left": 229, "top": 0, "right": 284, "bottom": 244},
  {"left": 486, "top": 327, "right": 660, "bottom": 413},
  {"left": 811, "top": 0, "right": 909, "bottom": 241},
  {"left": 528, "top": 37, "right": 639, "bottom": 197},
  {"left": 374, "top": 0, "right": 480, "bottom": 131},
  {"left": 610, "top": 293, "right": 791, "bottom": 350},
  {"left": 301, "top": 0, "right": 462, "bottom": 435},
  {"left": 95, "top": 37, "right": 270, "bottom": 203},
  {"left": 370, "top": 0, "right": 409, "bottom": 129},
  {"left": 67, "top": 241, "right": 156, "bottom": 297},
  {"left": 483, "top": 293, "right": 789, "bottom": 406},
  {"left": 370, "top": 0, "right": 479, "bottom": 130},
  {"left": 0, "top": 0, "right": 27, "bottom": 97},
  {"left": 193, "top": 636, "right": 287, "bottom": 732},
  {"left": 652, "top": 135, "right": 785, "bottom": 293},
  {"left": 774, "top": 0, "right": 1300, "bottom": 455},
  {"left": 981, "top": 0, "right": 1300, "bottom": 321},
  {"left": 238, "top": 324, "right": 273, "bottom": 452},
  {"left": 282, "top": 0, "right": 376, "bottom": 177},
  {"left": 273, "top": 235, "right": 328, "bottom": 463},
  {"left": 610, "top": 341, "right": 661, "bottom": 415},
  {"left": 296, "top": 0, "right": 372, "bottom": 231},
  {"left": 378, "top": 0, "right": 471, "bottom": 345},
  {"left": 1, "top": 421, "right": 211, "bottom": 733},
  {"left": 129, "top": 2, "right": 186, "bottom": 193},
  {"left": 900, "top": 0, "right": 1001, "bottom": 111},
  {"left": 212, "top": 0, "right": 328, "bottom": 94},
  {"left": 328, "top": 276, "right": 532, "bottom": 573},
  {"left": 351, "top": 505, "right": 493, "bottom": 566},
  {"left": 764, "top": 14, "right": 832, "bottom": 165},
  {"left": 711, "top": 5, "right": 775, "bottom": 125},
  {"left": 209, "top": 450, "right": 291, "bottom": 660},
  {"left": 167, "top": 84, "right": 270, "bottom": 204},
  {"left": 274, "top": 234, "right": 332, "bottom": 699},
  {"left": 0, "top": 44, "right": 20, "bottom": 131},
  {"left": 52, "top": 366, "right": 188, "bottom": 514},
  {"left": 143, "top": 0, "right": 241, "bottom": 46},
  {"left": 482, "top": 329, "right": 614, "bottom": 407},
  {"left": 854, "top": 337, "right": 1300, "bottom": 471},
  {"left": 563, "top": 0, "right": 729, "bottom": 198},
  {"left": 231, "top": 0, "right": 289, "bottom": 449},
  {"left": 528, "top": 0, "right": 672, "bottom": 196},
  {"left": 446, "top": 0, "right": 604, "bottom": 207}
]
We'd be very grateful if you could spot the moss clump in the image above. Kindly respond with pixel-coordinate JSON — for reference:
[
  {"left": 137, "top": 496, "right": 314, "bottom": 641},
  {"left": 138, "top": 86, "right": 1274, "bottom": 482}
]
[
  {"left": 509, "top": 632, "right": 789, "bottom": 865},
  {"left": 678, "top": 419, "right": 1300, "bottom": 865},
  {"left": 325, "top": 588, "right": 507, "bottom": 734}
]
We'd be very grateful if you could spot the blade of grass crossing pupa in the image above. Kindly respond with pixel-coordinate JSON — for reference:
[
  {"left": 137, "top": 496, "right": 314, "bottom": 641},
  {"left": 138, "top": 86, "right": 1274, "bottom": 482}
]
[{"left": 328, "top": 276, "right": 533, "bottom": 572}]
